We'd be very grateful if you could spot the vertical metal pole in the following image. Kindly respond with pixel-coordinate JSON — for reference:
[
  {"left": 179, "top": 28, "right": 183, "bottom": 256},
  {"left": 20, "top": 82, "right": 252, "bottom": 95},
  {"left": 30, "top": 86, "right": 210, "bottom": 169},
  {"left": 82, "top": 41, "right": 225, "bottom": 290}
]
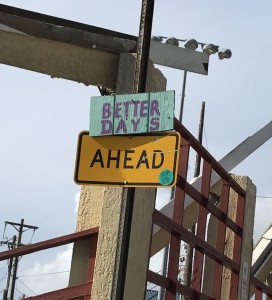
[
  {"left": 179, "top": 70, "right": 187, "bottom": 123},
  {"left": 194, "top": 102, "right": 205, "bottom": 177},
  {"left": 133, "top": 0, "right": 155, "bottom": 94},
  {"left": 183, "top": 102, "right": 205, "bottom": 298},
  {"left": 3, "top": 235, "right": 16, "bottom": 300},
  {"left": 117, "top": 1, "right": 155, "bottom": 299},
  {"left": 10, "top": 219, "right": 24, "bottom": 300},
  {"left": 160, "top": 69, "right": 188, "bottom": 300}
]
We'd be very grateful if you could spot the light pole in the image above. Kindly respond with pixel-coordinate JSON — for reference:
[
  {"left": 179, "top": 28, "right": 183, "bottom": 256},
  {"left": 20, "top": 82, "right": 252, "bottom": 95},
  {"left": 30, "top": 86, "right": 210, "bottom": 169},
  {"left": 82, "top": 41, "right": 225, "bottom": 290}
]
[{"left": 152, "top": 35, "right": 232, "bottom": 300}]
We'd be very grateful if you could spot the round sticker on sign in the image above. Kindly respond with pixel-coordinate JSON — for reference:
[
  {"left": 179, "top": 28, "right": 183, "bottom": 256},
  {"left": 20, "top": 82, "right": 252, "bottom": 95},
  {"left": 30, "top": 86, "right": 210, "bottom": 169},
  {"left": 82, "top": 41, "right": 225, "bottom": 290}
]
[{"left": 159, "top": 169, "right": 174, "bottom": 186}]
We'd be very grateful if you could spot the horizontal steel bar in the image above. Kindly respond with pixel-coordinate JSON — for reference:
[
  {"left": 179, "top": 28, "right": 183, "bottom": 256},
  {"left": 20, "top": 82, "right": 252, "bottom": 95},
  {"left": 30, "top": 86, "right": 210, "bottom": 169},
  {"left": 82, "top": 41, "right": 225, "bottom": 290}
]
[
  {"left": 176, "top": 176, "right": 243, "bottom": 236},
  {"left": 174, "top": 118, "right": 246, "bottom": 196},
  {"left": 25, "top": 281, "right": 92, "bottom": 300},
  {"left": 0, "top": 4, "right": 136, "bottom": 41},
  {"left": 251, "top": 276, "right": 272, "bottom": 297},
  {"left": 153, "top": 210, "right": 240, "bottom": 273},
  {"left": 147, "top": 270, "right": 215, "bottom": 300},
  {"left": 0, "top": 227, "right": 99, "bottom": 261},
  {"left": 5, "top": 220, "right": 39, "bottom": 230}
]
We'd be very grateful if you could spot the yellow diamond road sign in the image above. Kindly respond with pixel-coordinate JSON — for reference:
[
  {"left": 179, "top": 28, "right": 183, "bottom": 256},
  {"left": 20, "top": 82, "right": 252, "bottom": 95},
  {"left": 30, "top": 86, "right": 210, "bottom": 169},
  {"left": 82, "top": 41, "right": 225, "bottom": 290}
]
[{"left": 74, "top": 131, "right": 180, "bottom": 187}]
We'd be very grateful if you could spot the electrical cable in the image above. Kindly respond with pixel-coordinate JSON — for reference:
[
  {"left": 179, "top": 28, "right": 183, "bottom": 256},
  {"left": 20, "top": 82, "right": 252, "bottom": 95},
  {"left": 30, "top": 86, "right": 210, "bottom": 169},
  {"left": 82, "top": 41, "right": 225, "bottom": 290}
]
[
  {"left": 15, "top": 286, "right": 25, "bottom": 296},
  {"left": 17, "top": 278, "right": 36, "bottom": 295},
  {"left": 18, "top": 270, "right": 70, "bottom": 278}
]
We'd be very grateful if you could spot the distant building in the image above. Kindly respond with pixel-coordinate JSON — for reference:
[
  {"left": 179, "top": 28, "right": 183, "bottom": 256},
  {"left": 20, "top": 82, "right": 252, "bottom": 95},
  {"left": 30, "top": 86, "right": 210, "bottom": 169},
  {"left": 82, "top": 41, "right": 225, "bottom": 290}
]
[
  {"left": 146, "top": 289, "right": 181, "bottom": 300},
  {"left": 146, "top": 289, "right": 158, "bottom": 299}
]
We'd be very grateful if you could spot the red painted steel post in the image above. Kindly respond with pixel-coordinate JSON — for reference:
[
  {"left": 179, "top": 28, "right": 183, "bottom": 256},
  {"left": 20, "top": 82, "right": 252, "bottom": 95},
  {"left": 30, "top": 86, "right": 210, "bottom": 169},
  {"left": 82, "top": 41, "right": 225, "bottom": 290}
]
[
  {"left": 212, "top": 180, "right": 230, "bottom": 299},
  {"left": 86, "top": 235, "right": 98, "bottom": 282},
  {"left": 255, "top": 288, "right": 262, "bottom": 300},
  {"left": 84, "top": 234, "right": 98, "bottom": 300},
  {"left": 229, "top": 193, "right": 245, "bottom": 300},
  {"left": 165, "top": 137, "right": 190, "bottom": 300},
  {"left": 191, "top": 160, "right": 212, "bottom": 293}
]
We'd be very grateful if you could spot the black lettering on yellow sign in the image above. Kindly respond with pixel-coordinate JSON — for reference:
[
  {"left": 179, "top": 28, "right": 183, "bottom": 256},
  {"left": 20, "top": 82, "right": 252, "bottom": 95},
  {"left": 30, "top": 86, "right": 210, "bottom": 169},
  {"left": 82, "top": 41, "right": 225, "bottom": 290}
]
[{"left": 90, "top": 149, "right": 164, "bottom": 169}]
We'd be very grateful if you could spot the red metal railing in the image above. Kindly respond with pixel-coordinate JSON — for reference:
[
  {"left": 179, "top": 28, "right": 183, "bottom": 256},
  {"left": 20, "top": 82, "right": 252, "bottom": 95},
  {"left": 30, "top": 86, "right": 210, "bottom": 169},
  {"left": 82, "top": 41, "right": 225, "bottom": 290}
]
[
  {"left": 0, "top": 227, "right": 99, "bottom": 300},
  {"left": 250, "top": 276, "right": 272, "bottom": 300},
  {"left": 147, "top": 119, "right": 247, "bottom": 299}
]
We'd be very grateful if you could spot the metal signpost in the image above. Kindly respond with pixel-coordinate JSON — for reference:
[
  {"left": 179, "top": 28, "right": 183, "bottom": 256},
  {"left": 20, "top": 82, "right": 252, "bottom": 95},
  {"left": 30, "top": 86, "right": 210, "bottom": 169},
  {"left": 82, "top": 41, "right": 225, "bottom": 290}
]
[{"left": 74, "top": 131, "right": 180, "bottom": 187}]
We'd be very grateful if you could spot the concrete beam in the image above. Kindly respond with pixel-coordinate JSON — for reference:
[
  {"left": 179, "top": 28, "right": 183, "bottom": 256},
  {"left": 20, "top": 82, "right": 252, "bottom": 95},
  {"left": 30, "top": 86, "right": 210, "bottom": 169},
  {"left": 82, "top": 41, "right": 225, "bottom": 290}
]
[{"left": 0, "top": 29, "right": 119, "bottom": 89}]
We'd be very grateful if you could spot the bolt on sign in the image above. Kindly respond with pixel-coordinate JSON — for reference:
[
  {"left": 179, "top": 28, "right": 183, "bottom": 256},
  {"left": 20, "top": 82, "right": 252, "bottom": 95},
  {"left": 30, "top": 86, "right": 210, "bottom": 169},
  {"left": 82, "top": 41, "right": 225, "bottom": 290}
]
[
  {"left": 89, "top": 91, "right": 174, "bottom": 136},
  {"left": 74, "top": 131, "right": 180, "bottom": 187}
]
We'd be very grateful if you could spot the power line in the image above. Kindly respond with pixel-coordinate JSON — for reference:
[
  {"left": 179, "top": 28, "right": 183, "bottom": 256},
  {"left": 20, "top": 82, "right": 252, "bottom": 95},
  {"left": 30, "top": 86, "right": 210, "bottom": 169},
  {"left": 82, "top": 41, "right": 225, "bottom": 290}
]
[
  {"left": 18, "top": 270, "right": 70, "bottom": 278},
  {"left": 14, "top": 286, "right": 25, "bottom": 297},
  {"left": 1, "top": 219, "right": 38, "bottom": 300},
  {"left": 17, "top": 278, "right": 36, "bottom": 296}
]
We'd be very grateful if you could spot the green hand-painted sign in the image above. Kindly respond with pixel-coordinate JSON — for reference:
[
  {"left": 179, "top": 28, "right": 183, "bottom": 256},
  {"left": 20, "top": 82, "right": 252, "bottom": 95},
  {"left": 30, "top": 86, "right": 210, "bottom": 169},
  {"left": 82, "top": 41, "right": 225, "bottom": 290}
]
[{"left": 89, "top": 91, "right": 175, "bottom": 136}]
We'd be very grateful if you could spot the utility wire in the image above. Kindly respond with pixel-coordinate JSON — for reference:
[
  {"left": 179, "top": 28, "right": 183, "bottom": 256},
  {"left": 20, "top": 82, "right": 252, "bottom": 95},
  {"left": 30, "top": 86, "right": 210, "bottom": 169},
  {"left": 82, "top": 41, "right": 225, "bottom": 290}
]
[
  {"left": 256, "top": 195, "right": 272, "bottom": 198},
  {"left": 0, "top": 274, "right": 7, "bottom": 282},
  {"left": 17, "top": 278, "right": 36, "bottom": 296},
  {"left": 18, "top": 270, "right": 70, "bottom": 278},
  {"left": 15, "top": 286, "right": 25, "bottom": 296}
]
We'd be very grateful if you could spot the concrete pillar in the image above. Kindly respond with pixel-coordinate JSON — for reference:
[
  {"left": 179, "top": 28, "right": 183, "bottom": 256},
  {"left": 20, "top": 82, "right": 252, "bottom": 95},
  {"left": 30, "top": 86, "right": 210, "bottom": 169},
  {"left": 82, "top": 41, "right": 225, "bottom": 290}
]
[
  {"left": 220, "top": 176, "right": 256, "bottom": 300},
  {"left": 202, "top": 177, "right": 256, "bottom": 299},
  {"left": 69, "top": 53, "right": 166, "bottom": 300}
]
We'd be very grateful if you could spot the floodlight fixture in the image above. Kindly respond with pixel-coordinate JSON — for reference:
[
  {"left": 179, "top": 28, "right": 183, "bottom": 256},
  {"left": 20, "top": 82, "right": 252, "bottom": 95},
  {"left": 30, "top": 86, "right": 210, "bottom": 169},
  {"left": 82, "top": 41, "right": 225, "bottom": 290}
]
[
  {"left": 151, "top": 35, "right": 163, "bottom": 42},
  {"left": 202, "top": 43, "right": 219, "bottom": 55},
  {"left": 184, "top": 38, "right": 199, "bottom": 50},
  {"left": 165, "top": 37, "right": 179, "bottom": 47},
  {"left": 218, "top": 48, "right": 232, "bottom": 60}
]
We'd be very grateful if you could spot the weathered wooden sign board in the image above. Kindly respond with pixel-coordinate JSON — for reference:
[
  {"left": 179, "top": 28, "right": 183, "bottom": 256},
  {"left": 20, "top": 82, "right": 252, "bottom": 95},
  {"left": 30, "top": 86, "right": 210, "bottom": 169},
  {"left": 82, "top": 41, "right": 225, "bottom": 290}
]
[
  {"left": 89, "top": 91, "right": 174, "bottom": 136},
  {"left": 74, "top": 131, "right": 180, "bottom": 187}
]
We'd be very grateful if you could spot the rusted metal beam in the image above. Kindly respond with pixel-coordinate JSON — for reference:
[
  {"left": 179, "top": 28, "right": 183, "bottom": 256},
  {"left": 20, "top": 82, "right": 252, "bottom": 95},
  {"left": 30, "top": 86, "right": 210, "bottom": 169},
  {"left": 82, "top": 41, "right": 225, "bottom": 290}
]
[
  {"left": 86, "top": 234, "right": 98, "bottom": 283},
  {"left": 153, "top": 209, "right": 240, "bottom": 273},
  {"left": 174, "top": 119, "right": 246, "bottom": 196},
  {"left": 192, "top": 161, "right": 212, "bottom": 292},
  {"left": 119, "top": 1, "right": 155, "bottom": 299},
  {"left": 0, "top": 3, "right": 137, "bottom": 49},
  {"left": 132, "top": 0, "right": 154, "bottom": 94},
  {"left": 176, "top": 176, "right": 242, "bottom": 235},
  {"left": 165, "top": 138, "right": 190, "bottom": 300},
  {"left": 251, "top": 276, "right": 272, "bottom": 298},
  {"left": 25, "top": 281, "right": 91, "bottom": 300},
  {"left": 147, "top": 271, "right": 216, "bottom": 300},
  {"left": 0, "top": 227, "right": 99, "bottom": 261},
  {"left": 212, "top": 180, "right": 230, "bottom": 298}
]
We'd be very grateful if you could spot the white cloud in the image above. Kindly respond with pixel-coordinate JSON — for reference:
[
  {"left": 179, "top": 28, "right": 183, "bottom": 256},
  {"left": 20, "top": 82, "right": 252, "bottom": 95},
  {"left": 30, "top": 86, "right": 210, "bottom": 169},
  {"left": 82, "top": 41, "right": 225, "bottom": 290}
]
[{"left": 17, "top": 245, "right": 72, "bottom": 296}]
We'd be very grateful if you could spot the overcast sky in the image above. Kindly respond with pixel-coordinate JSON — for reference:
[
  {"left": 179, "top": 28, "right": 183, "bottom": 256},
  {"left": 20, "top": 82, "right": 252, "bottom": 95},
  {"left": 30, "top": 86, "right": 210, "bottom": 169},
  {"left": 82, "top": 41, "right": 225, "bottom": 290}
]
[{"left": 1, "top": 0, "right": 272, "bottom": 297}]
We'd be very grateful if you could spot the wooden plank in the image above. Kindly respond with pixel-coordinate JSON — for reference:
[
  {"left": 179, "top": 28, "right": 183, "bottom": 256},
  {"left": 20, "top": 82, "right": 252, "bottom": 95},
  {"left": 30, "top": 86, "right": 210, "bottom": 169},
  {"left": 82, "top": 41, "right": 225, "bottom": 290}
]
[
  {"left": 25, "top": 282, "right": 91, "bottom": 300},
  {"left": 89, "top": 91, "right": 174, "bottom": 136},
  {"left": 113, "top": 93, "right": 149, "bottom": 135},
  {"left": 89, "top": 95, "right": 114, "bottom": 136},
  {"left": 149, "top": 91, "right": 174, "bottom": 132}
]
